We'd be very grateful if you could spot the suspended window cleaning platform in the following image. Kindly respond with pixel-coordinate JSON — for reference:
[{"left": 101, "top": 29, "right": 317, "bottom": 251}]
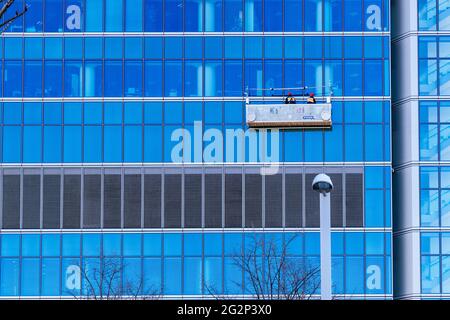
[
  {"left": 246, "top": 103, "right": 332, "bottom": 129},
  {"left": 245, "top": 86, "right": 333, "bottom": 129}
]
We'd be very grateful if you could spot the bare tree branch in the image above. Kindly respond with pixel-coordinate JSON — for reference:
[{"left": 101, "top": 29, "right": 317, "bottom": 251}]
[
  {"left": 0, "top": 0, "right": 28, "bottom": 33},
  {"left": 71, "top": 258, "right": 162, "bottom": 300}
]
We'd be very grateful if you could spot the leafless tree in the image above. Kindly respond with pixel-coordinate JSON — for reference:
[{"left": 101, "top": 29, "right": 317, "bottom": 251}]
[
  {"left": 71, "top": 258, "right": 162, "bottom": 300},
  {"left": 0, "top": 0, "right": 28, "bottom": 33},
  {"left": 206, "top": 234, "right": 321, "bottom": 300}
]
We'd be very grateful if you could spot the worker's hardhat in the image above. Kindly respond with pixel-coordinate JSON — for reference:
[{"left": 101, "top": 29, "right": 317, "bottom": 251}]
[
  {"left": 288, "top": 92, "right": 293, "bottom": 96},
  {"left": 310, "top": 93, "right": 315, "bottom": 97}
]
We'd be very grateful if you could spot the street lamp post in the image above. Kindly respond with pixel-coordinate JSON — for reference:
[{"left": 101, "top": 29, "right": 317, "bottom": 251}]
[{"left": 312, "top": 174, "right": 333, "bottom": 300}]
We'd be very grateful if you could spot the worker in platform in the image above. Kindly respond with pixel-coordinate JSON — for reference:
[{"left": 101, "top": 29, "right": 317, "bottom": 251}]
[
  {"left": 285, "top": 92, "right": 297, "bottom": 104},
  {"left": 307, "top": 93, "right": 317, "bottom": 104}
]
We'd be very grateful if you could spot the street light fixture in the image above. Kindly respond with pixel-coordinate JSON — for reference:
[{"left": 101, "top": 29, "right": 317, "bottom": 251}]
[{"left": 312, "top": 173, "right": 333, "bottom": 300}]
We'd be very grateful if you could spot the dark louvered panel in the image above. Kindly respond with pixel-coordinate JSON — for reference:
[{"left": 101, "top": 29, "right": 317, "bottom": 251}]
[
  {"left": 265, "top": 174, "right": 282, "bottom": 228},
  {"left": 285, "top": 174, "right": 302, "bottom": 228},
  {"left": 83, "top": 175, "right": 101, "bottom": 229},
  {"left": 43, "top": 175, "right": 60, "bottom": 229},
  {"left": 245, "top": 174, "right": 262, "bottom": 228},
  {"left": 305, "top": 174, "right": 320, "bottom": 227},
  {"left": 63, "top": 175, "right": 81, "bottom": 229},
  {"left": 144, "top": 174, "right": 161, "bottom": 228},
  {"left": 184, "top": 174, "right": 202, "bottom": 228},
  {"left": 124, "top": 175, "right": 142, "bottom": 228},
  {"left": 3, "top": 175, "right": 20, "bottom": 229},
  {"left": 104, "top": 174, "right": 121, "bottom": 228},
  {"left": 205, "top": 174, "right": 222, "bottom": 228},
  {"left": 164, "top": 174, "right": 181, "bottom": 228},
  {"left": 346, "top": 173, "right": 364, "bottom": 227},
  {"left": 23, "top": 175, "right": 40, "bottom": 229},
  {"left": 329, "top": 174, "right": 343, "bottom": 228},
  {"left": 225, "top": 174, "right": 242, "bottom": 228}
]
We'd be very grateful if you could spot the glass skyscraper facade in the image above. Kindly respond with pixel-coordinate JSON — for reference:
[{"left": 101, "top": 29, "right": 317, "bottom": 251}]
[
  {"left": 393, "top": 0, "right": 450, "bottom": 299},
  {"left": 0, "top": 0, "right": 392, "bottom": 299}
]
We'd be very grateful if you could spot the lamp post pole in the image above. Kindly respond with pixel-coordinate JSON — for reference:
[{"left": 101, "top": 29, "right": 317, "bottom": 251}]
[
  {"left": 319, "top": 191, "right": 332, "bottom": 300},
  {"left": 312, "top": 174, "right": 333, "bottom": 300}
]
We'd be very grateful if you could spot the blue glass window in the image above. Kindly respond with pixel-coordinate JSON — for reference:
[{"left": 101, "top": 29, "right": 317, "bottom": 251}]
[
  {"left": 165, "top": 61, "right": 182, "bottom": 97},
  {"left": 105, "top": 0, "right": 123, "bottom": 31},
  {"left": 104, "top": 126, "right": 123, "bottom": 162},
  {"left": 164, "top": 258, "right": 182, "bottom": 294},
  {"left": 4, "top": 61, "right": 22, "bottom": 97},
  {"left": 305, "top": 233, "right": 320, "bottom": 255},
  {"left": 144, "top": 0, "right": 163, "bottom": 31},
  {"left": 25, "top": 0, "right": 44, "bottom": 32},
  {"left": 205, "top": 37, "right": 222, "bottom": 59},
  {"left": 245, "top": 37, "right": 262, "bottom": 59},
  {"left": 3, "top": 126, "right": 21, "bottom": 163},
  {"left": 123, "top": 234, "right": 142, "bottom": 256},
  {"left": 125, "top": 61, "right": 143, "bottom": 97},
  {"left": 225, "top": 0, "right": 243, "bottom": 32},
  {"left": 64, "top": 126, "right": 82, "bottom": 162},
  {"left": 45, "top": 38, "right": 63, "bottom": 59},
  {"left": 86, "top": 0, "right": 103, "bottom": 31},
  {"left": 419, "top": 0, "right": 437, "bottom": 31},
  {"left": 145, "top": 37, "right": 163, "bottom": 59},
  {"left": 145, "top": 61, "right": 163, "bottom": 97},
  {"left": 344, "top": 61, "right": 362, "bottom": 96},
  {"left": 284, "top": 0, "right": 302, "bottom": 31},
  {"left": 5, "top": 38, "right": 22, "bottom": 59},
  {"left": 184, "top": 234, "right": 202, "bottom": 256},
  {"left": 264, "top": 0, "right": 282, "bottom": 31},
  {"left": 22, "top": 234, "right": 40, "bottom": 257},
  {"left": 23, "top": 126, "right": 42, "bottom": 163},
  {"left": 105, "top": 37, "right": 123, "bottom": 59},
  {"left": 325, "top": 0, "right": 342, "bottom": 31},
  {"left": 82, "top": 234, "right": 101, "bottom": 256},
  {"left": 42, "top": 234, "right": 60, "bottom": 257},
  {"left": 305, "top": 0, "right": 322, "bottom": 31},
  {"left": 44, "top": 61, "right": 63, "bottom": 97},
  {"left": 344, "top": 37, "right": 363, "bottom": 58},
  {"left": 24, "top": 103, "right": 42, "bottom": 125},
  {"left": 304, "top": 37, "right": 322, "bottom": 59},
  {"left": 62, "top": 234, "right": 81, "bottom": 257},
  {"left": 126, "top": 0, "right": 143, "bottom": 31},
  {"left": 104, "top": 61, "right": 123, "bottom": 97},
  {"left": 366, "top": 189, "right": 385, "bottom": 227},
  {"left": 165, "top": 0, "right": 183, "bottom": 32},
  {"left": 84, "top": 126, "right": 102, "bottom": 162},
  {"left": 25, "top": 38, "right": 42, "bottom": 59},
  {"left": 1, "top": 234, "right": 20, "bottom": 256},
  {"left": 184, "top": 257, "right": 202, "bottom": 295},
  {"left": 224, "top": 61, "right": 243, "bottom": 96},
  {"left": 21, "top": 258, "right": 40, "bottom": 296},
  {"left": 84, "top": 38, "right": 103, "bottom": 59},
  {"left": 44, "top": 126, "right": 61, "bottom": 162},
  {"left": 124, "top": 126, "right": 143, "bottom": 162},
  {"left": 125, "top": 38, "right": 143, "bottom": 59},
  {"left": 83, "top": 102, "right": 101, "bottom": 125},
  {"left": 103, "top": 234, "right": 122, "bottom": 256},
  {"left": 344, "top": 0, "right": 362, "bottom": 31},
  {"left": 164, "top": 234, "right": 182, "bottom": 256},
  {"left": 422, "top": 255, "right": 441, "bottom": 293},
  {"left": 144, "top": 234, "right": 162, "bottom": 256},
  {"left": 225, "top": 37, "right": 242, "bottom": 59},
  {"left": 1, "top": 259, "right": 19, "bottom": 296},
  {"left": 42, "top": 258, "right": 60, "bottom": 296},
  {"left": 144, "top": 126, "right": 162, "bottom": 162},
  {"left": 64, "top": 38, "right": 82, "bottom": 60},
  {"left": 345, "top": 256, "right": 364, "bottom": 294},
  {"left": 44, "top": 0, "right": 63, "bottom": 32}
]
